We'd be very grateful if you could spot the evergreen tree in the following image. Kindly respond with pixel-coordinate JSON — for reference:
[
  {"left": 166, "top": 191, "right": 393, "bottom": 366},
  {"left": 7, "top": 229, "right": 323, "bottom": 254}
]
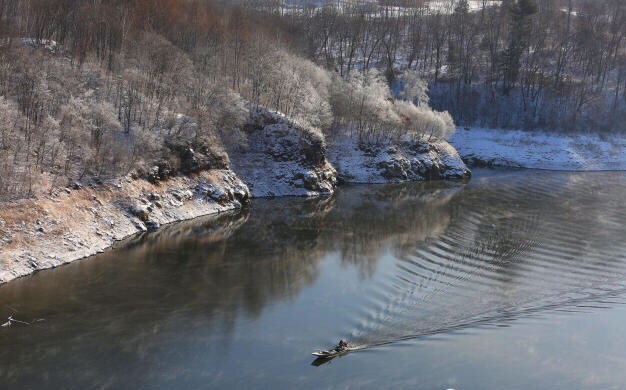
[{"left": 501, "top": 0, "right": 538, "bottom": 94}]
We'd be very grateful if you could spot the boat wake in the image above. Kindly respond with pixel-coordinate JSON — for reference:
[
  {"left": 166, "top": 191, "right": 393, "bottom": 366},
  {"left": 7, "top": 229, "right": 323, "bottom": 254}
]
[
  {"left": 335, "top": 172, "right": 626, "bottom": 355},
  {"left": 347, "top": 282, "right": 626, "bottom": 352}
]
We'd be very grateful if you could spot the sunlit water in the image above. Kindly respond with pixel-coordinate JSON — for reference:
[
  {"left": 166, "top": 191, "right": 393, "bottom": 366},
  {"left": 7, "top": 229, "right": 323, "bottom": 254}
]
[{"left": 2, "top": 169, "right": 626, "bottom": 389}]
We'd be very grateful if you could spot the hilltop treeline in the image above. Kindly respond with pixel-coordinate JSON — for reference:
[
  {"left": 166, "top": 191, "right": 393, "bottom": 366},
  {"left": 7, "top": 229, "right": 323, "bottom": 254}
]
[
  {"left": 0, "top": 0, "right": 451, "bottom": 200},
  {"left": 259, "top": 0, "right": 626, "bottom": 131}
]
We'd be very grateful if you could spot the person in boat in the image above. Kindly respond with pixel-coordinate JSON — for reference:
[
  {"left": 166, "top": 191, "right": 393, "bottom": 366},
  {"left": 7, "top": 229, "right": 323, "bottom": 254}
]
[{"left": 335, "top": 340, "right": 348, "bottom": 352}]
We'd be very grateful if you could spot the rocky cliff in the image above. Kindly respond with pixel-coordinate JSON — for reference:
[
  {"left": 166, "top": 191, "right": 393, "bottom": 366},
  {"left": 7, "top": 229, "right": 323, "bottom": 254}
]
[{"left": 227, "top": 107, "right": 338, "bottom": 197}]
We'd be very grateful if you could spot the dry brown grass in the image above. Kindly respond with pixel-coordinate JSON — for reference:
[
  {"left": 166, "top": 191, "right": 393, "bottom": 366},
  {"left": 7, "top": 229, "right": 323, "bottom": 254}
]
[
  {"left": 0, "top": 200, "right": 42, "bottom": 227},
  {"left": 0, "top": 200, "right": 43, "bottom": 251},
  {"left": 0, "top": 188, "right": 96, "bottom": 251}
]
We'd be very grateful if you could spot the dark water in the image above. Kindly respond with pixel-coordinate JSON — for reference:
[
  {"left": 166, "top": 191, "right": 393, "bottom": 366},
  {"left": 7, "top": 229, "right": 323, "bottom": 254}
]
[{"left": 2, "top": 170, "right": 626, "bottom": 389}]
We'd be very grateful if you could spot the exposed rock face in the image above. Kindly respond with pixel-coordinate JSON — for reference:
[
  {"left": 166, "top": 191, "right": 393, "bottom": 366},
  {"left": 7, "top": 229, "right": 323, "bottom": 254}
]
[
  {"left": 144, "top": 144, "right": 229, "bottom": 184},
  {"left": 178, "top": 145, "right": 230, "bottom": 174},
  {"left": 138, "top": 112, "right": 230, "bottom": 185},
  {"left": 228, "top": 107, "right": 337, "bottom": 197},
  {"left": 327, "top": 135, "right": 471, "bottom": 184},
  {"left": 125, "top": 170, "right": 249, "bottom": 232},
  {"left": 130, "top": 204, "right": 151, "bottom": 222},
  {"left": 145, "top": 162, "right": 174, "bottom": 184}
]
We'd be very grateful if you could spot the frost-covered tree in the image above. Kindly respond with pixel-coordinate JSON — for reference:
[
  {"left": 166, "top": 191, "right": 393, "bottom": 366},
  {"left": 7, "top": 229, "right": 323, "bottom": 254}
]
[
  {"left": 398, "top": 69, "right": 430, "bottom": 107},
  {"left": 331, "top": 69, "right": 455, "bottom": 141}
]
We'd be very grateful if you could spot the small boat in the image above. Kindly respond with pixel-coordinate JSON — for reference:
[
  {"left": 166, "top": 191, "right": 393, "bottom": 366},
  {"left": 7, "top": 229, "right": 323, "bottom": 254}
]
[
  {"left": 311, "top": 343, "right": 355, "bottom": 366},
  {"left": 311, "top": 349, "right": 348, "bottom": 357},
  {"left": 311, "top": 348, "right": 348, "bottom": 358}
]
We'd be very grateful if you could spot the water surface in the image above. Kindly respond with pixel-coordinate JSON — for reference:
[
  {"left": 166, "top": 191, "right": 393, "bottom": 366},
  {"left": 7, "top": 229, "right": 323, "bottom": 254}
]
[{"left": 2, "top": 169, "right": 626, "bottom": 389}]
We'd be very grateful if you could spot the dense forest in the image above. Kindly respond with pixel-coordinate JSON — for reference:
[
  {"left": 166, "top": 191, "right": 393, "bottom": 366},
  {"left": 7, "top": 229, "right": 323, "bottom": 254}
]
[
  {"left": 262, "top": 0, "right": 626, "bottom": 131},
  {"left": 0, "top": 0, "right": 623, "bottom": 201}
]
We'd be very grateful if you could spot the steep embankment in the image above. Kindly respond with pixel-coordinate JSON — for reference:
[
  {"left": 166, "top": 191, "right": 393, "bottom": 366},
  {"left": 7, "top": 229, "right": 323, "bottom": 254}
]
[
  {"left": 327, "top": 135, "right": 471, "bottom": 183},
  {"left": 450, "top": 127, "right": 626, "bottom": 170},
  {"left": 0, "top": 170, "right": 249, "bottom": 284},
  {"left": 228, "top": 108, "right": 337, "bottom": 197}
]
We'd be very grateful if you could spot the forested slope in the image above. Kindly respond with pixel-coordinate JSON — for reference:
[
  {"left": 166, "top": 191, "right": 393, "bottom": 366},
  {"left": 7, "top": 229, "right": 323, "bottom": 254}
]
[{"left": 0, "top": 0, "right": 459, "bottom": 201}]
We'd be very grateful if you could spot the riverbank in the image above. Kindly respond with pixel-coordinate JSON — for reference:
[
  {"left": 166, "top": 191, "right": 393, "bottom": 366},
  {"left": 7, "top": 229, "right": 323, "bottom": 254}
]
[
  {"left": 450, "top": 127, "right": 626, "bottom": 170},
  {"left": 0, "top": 170, "right": 249, "bottom": 284},
  {"left": 0, "top": 114, "right": 471, "bottom": 285}
]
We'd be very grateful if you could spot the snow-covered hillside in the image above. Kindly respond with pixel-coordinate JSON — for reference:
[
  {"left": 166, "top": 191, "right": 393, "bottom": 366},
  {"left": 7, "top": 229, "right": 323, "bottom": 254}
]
[{"left": 450, "top": 128, "right": 626, "bottom": 171}]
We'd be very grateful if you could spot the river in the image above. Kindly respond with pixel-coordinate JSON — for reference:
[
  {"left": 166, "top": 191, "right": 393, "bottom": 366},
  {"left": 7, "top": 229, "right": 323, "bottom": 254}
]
[{"left": 2, "top": 169, "right": 626, "bottom": 389}]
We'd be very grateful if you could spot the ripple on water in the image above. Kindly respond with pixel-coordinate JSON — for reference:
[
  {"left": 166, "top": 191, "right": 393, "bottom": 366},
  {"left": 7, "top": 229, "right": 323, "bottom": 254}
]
[{"left": 350, "top": 171, "right": 626, "bottom": 348}]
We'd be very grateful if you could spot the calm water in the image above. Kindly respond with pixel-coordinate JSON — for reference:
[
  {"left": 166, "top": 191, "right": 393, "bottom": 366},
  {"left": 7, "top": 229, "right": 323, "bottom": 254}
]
[{"left": 2, "top": 169, "right": 626, "bottom": 389}]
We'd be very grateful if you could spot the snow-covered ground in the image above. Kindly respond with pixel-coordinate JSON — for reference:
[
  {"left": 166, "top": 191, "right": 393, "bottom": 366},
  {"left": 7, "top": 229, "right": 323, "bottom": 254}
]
[
  {"left": 327, "top": 135, "right": 470, "bottom": 183},
  {"left": 278, "top": 0, "right": 500, "bottom": 16},
  {"left": 450, "top": 127, "right": 626, "bottom": 171}
]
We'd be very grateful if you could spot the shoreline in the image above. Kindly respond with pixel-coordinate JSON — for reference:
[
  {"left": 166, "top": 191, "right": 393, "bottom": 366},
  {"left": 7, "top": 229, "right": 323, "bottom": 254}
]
[
  {"left": 0, "top": 125, "right": 471, "bottom": 286},
  {"left": 0, "top": 169, "right": 249, "bottom": 285},
  {"left": 450, "top": 127, "right": 626, "bottom": 171},
  {"left": 6, "top": 122, "right": 625, "bottom": 286},
  {"left": 0, "top": 168, "right": 469, "bottom": 286},
  {"left": 2, "top": 160, "right": 617, "bottom": 286}
]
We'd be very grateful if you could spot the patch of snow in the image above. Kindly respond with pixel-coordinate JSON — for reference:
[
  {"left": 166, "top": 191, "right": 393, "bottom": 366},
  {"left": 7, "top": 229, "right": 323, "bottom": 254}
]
[
  {"left": 560, "top": 8, "right": 578, "bottom": 16},
  {"left": 279, "top": 0, "right": 500, "bottom": 15},
  {"left": 428, "top": 0, "right": 501, "bottom": 13},
  {"left": 21, "top": 38, "right": 58, "bottom": 52},
  {"left": 450, "top": 127, "right": 626, "bottom": 171}
]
